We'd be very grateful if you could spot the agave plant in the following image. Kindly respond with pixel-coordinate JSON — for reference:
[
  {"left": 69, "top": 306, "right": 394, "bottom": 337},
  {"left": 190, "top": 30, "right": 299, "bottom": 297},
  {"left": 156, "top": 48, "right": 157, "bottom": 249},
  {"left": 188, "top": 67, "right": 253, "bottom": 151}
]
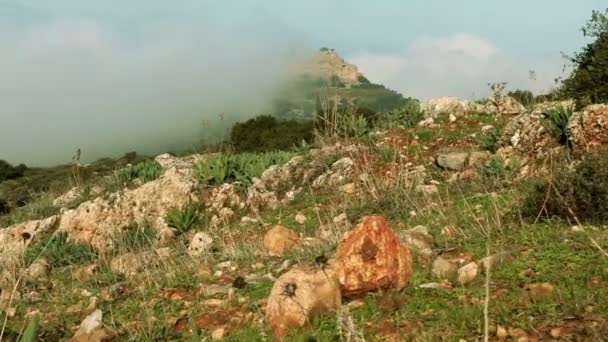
[
  {"left": 115, "top": 159, "right": 162, "bottom": 184},
  {"left": 165, "top": 205, "right": 199, "bottom": 233},
  {"left": 544, "top": 105, "right": 573, "bottom": 146}
]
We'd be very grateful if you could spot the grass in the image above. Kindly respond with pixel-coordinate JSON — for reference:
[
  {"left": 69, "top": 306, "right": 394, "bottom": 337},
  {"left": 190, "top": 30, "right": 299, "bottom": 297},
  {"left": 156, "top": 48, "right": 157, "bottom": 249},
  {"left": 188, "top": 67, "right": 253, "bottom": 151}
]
[
  {"left": 3, "top": 109, "right": 608, "bottom": 341},
  {"left": 23, "top": 231, "right": 97, "bottom": 268},
  {"left": 114, "top": 159, "right": 163, "bottom": 184}
]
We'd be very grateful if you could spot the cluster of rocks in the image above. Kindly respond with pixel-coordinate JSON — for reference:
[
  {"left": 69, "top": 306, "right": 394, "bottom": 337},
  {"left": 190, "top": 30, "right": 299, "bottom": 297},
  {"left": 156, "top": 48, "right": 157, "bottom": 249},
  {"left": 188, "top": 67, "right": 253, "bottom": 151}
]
[
  {"left": 264, "top": 216, "right": 413, "bottom": 338},
  {"left": 421, "top": 95, "right": 526, "bottom": 120}
]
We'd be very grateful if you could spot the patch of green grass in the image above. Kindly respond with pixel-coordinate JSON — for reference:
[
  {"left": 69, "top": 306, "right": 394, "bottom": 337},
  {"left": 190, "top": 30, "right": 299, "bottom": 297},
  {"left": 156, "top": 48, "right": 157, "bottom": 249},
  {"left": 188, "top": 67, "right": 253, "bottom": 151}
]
[
  {"left": 415, "top": 129, "right": 436, "bottom": 142},
  {"left": 194, "top": 151, "right": 297, "bottom": 186},
  {"left": 116, "top": 223, "right": 157, "bottom": 252},
  {"left": 479, "top": 129, "right": 501, "bottom": 153},
  {"left": 115, "top": 159, "right": 163, "bottom": 184},
  {"left": 23, "top": 231, "right": 97, "bottom": 268},
  {"left": 376, "top": 145, "right": 399, "bottom": 163}
]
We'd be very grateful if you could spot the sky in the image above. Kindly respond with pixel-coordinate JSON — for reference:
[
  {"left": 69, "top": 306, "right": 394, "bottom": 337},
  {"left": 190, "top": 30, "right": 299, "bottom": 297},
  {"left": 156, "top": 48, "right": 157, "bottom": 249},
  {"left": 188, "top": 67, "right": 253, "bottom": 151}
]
[{"left": 0, "top": 1, "right": 605, "bottom": 166}]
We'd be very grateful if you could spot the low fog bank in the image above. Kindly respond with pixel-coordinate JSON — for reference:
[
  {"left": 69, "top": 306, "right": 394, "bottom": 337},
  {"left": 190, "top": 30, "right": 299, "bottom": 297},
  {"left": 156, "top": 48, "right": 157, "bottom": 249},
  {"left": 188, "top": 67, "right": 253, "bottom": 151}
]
[{"left": 0, "top": 9, "right": 311, "bottom": 166}]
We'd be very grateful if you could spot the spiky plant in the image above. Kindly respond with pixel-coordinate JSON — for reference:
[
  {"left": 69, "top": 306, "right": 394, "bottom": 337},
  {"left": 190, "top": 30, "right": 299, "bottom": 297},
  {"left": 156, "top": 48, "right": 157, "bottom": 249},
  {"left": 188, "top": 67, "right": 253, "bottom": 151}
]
[
  {"left": 165, "top": 205, "right": 199, "bottom": 234},
  {"left": 544, "top": 105, "right": 573, "bottom": 146}
]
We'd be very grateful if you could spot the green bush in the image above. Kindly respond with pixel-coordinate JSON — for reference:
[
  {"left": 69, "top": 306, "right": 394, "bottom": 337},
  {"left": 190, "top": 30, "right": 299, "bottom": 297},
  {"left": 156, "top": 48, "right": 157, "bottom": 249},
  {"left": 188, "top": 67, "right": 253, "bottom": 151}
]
[
  {"left": 115, "top": 159, "right": 162, "bottom": 184},
  {"left": 0, "top": 160, "right": 27, "bottom": 183},
  {"left": 522, "top": 150, "right": 608, "bottom": 223},
  {"left": 24, "top": 232, "right": 96, "bottom": 268},
  {"left": 559, "top": 9, "right": 608, "bottom": 107},
  {"left": 194, "top": 151, "right": 296, "bottom": 186},
  {"left": 508, "top": 89, "right": 535, "bottom": 108},
  {"left": 165, "top": 205, "right": 199, "bottom": 233},
  {"left": 377, "top": 100, "right": 424, "bottom": 129},
  {"left": 230, "top": 115, "right": 314, "bottom": 153},
  {"left": 544, "top": 105, "right": 573, "bottom": 146}
]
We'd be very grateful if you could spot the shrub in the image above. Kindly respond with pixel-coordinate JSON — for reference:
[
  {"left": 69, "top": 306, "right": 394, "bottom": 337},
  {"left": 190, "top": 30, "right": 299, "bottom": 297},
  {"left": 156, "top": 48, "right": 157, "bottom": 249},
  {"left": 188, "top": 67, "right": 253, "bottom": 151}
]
[
  {"left": 165, "top": 205, "right": 199, "bottom": 233},
  {"left": 230, "top": 115, "right": 314, "bottom": 153},
  {"left": 377, "top": 100, "right": 424, "bottom": 129},
  {"left": 23, "top": 232, "right": 96, "bottom": 268},
  {"left": 559, "top": 9, "right": 608, "bottom": 107},
  {"left": 115, "top": 159, "right": 162, "bottom": 184},
  {"left": 194, "top": 151, "right": 296, "bottom": 186},
  {"left": 0, "top": 160, "right": 27, "bottom": 183},
  {"left": 544, "top": 105, "right": 573, "bottom": 146},
  {"left": 521, "top": 150, "right": 608, "bottom": 223},
  {"left": 508, "top": 89, "right": 535, "bottom": 108},
  {"left": 479, "top": 129, "right": 501, "bottom": 153}
]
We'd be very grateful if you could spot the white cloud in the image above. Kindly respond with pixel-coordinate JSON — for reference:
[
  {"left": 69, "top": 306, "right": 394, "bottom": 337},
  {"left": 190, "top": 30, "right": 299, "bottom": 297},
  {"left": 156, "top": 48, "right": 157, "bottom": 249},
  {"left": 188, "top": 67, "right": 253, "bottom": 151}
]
[{"left": 349, "top": 33, "right": 563, "bottom": 100}]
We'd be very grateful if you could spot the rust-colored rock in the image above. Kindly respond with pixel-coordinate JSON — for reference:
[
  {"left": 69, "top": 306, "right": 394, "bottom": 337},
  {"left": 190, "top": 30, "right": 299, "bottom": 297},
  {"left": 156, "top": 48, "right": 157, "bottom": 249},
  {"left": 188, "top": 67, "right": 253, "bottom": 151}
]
[
  {"left": 263, "top": 225, "right": 300, "bottom": 255},
  {"left": 266, "top": 266, "right": 341, "bottom": 339},
  {"left": 335, "top": 216, "right": 413, "bottom": 297}
]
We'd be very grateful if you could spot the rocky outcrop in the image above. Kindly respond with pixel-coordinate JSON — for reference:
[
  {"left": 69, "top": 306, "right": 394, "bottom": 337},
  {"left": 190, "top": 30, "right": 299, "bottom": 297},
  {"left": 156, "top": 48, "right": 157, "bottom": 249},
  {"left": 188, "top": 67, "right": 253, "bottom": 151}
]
[
  {"left": 421, "top": 97, "right": 479, "bottom": 118},
  {"left": 498, "top": 112, "right": 555, "bottom": 158},
  {"left": 59, "top": 167, "right": 198, "bottom": 252},
  {"left": 568, "top": 104, "right": 608, "bottom": 152},
  {"left": 482, "top": 95, "right": 525, "bottom": 115},
  {"left": 266, "top": 265, "right": 341, "bottom": 339},
  {"left": 0, "top": 216, "right": 59, "bottom": 268},
  {"left": 302, "top": 49, "right": 361, "bottom": 87},
  {"left": 335, "top": 216, "right": 412, "bottom": 297}
]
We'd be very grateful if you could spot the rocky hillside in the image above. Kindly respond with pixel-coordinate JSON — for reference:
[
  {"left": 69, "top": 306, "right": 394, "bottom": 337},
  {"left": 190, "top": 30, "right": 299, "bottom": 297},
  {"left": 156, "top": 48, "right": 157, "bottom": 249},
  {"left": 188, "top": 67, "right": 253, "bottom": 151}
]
[
  {"left": 300, "top": 48, "right": 362, "bottom": 87},
  {"left": 1, "top": 93, "right": 608, "bottom": 341}
]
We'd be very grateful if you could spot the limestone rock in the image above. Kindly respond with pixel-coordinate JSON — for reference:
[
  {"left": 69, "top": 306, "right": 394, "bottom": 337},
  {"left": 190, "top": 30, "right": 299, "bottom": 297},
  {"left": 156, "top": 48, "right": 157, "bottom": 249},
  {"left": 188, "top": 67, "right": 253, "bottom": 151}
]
[
  {"left": 432, "top": 257, "right": 458, "bottom": 281},
  {"left": 59, "top": 167, "right": 198, "bottom": 253},
  {"left": 24, "top": 258, "right": 50, "bottom": 280},
  {"left": 188, "top": 232, "right": 214, "bottom": 257},
  {"left": 568, "top": 104, "right": 608, "bottom": 152},
  {"left": 335, "top": 216, "right": 413, "bottom": 297},
  {"left": 421, "top": 97, "right": 477, "bottom": 118},
  {"left": 499, "top": 111, "right": 556, "bottom": 158},
  {"left": 0, "top": 215, "right": 59, "bottom": 268},
  {"left": 312, "top": 157, "right": 354, "bottom": 188},
  {"left": 263, "top": 225, "right": 300, "bottom": 256},
  {"left": 436, "top": 152, "right": 470, "bottom": 171},
  {"left": 295, "top": 213, "right": 307, "bottom": 225},
  {"left": 266, "top": 266, "right": 341, "bottom": 339},
  {"left": 457, "top": 262, "right": 478, "bottom": 285},
  {"left": 483, "top": 95, "right": 525, "bottom": 115},
  {"left": 301, "top": 49, "right": 361, "bottom": 86}
]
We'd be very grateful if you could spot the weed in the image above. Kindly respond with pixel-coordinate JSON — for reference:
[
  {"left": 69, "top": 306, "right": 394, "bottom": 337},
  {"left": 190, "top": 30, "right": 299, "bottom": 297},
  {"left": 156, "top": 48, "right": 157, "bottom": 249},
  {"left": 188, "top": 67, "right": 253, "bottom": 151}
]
[
  {"left": 165, "top": 205, "right": 200, "bottom": 234},
  {"left": 416, "top": 129, "right": 435, "bottom": 141},
  {"left": 479, "top": 129, "right": 501, "bottom": 153},
  {"left": 118, "top": 223, "right": 157, "bottom": 251},
  {"left": 377, "top": 100, "right": 424, "bottom": 129}
]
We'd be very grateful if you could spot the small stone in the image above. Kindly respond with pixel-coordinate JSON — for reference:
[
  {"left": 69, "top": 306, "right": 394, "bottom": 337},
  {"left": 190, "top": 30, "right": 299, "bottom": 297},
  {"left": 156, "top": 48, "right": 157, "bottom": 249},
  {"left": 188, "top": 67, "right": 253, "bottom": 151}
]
[
  {"left": 241, "top": 216, "right": 258, "bottom": 224},
  {"left": 432, "top": 257, "right": 458, "bottom": 280},
  {"left": 524, "top": 282, "right": 555, "bottom": 299},
  {"left": 211, "top": 328, "right": 226, "bottom": 340},
  {"left": 496, "top": 325, "right": 508, "bottom": 338},
  {"left": 216, "top": 261, "right": 234, "bottom": 269},
  {"left": 340, "top": 183, "right": 356, "bottom": 194},
  {"left": 295, "top": 213, "right": 307, "bottom": 225},
  {"left": 415, "top": 185, "right": 438, "bottom": 195},
  {"left": 202, "top": 285, "right": 229, "bottom": 297},
  {"left": 482, "top": 125, "right": 495, "bottom": 133},
  {"left": 263, "top": 225, "right": 300, "bottom": 256},
  {"left": 449, "top": 113, "right": 457, "bottom": 123},
  {"left": 157, "top": 227, "right": 176, "bottom": 246},
  {"left": 203, "top": 299, "right": 226, "bottom": 308},
  {"left": 25, "top": 258, "right": 50, "bottom": 279},
  {"left": 188, "top": 232, "right": 213, "bottom": 257},
  {"left": 572, "top": 225, "right": 585, "bottom": 232},
  {"left": 457, "top": 262, "right": 478, "bottom": 285},
  {"left": 333, "top": 213, "right": 348, "bottom": 225}
]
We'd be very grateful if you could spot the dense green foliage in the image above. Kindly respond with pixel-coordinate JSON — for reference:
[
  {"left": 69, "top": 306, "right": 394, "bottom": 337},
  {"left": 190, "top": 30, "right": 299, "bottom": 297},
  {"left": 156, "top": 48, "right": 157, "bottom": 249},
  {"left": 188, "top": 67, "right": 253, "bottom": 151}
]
[
  {"left": 194, "top": 151, "right": 296, "bottom": 186},
  {"left": 115, "top": 159, "right": 162, "bottom": 184},
  {"left": 0, "top": 160, "right": 27, "bottom": 183},
  {"left": 559, "top": 9, "right": 608, "bottom": 107},
  {"left": 522, "top": 150, "right": 608, "bottom": 223},
  {"left": 23, "top": 232, "right": 96, "bottom": 268},
  {"left": 478, "top": 129, "right": 501, "bottom": 153},
  {"left": 230, "top": 115, "right": 314, "bottom": 152}
]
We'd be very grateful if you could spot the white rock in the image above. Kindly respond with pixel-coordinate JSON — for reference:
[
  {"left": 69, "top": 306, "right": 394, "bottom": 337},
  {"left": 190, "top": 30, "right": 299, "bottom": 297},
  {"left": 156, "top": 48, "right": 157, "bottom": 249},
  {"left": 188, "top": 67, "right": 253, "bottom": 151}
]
[
  {"left": 295, "top": 213, "right": 307, "bottom": 225},
  {"left": 457, "top": 262, "right": 478, "bottom": 285},
  {"left": 188, "top": 232, "right": 213, "bottom": 257},
  {"left": 74, "top": 309, "right": 103, "bottom": 337}
]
